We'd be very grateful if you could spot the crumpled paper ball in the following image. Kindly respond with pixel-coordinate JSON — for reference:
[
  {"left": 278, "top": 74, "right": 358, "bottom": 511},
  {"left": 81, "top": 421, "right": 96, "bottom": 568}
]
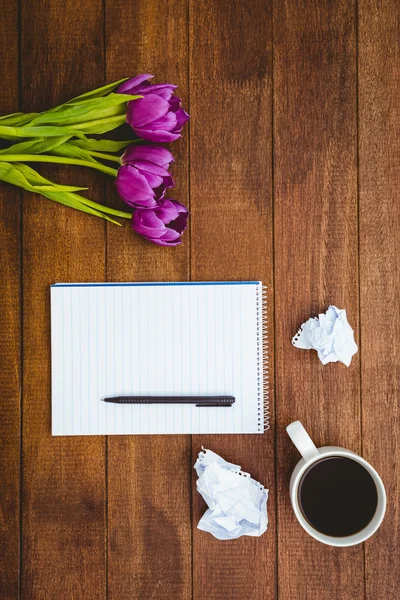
[
  {"left": 194, "top": 448, "right": 268, "bottom": 540},
  {"left": 292, "top": 305, "right": 358, "bottom": 366}
]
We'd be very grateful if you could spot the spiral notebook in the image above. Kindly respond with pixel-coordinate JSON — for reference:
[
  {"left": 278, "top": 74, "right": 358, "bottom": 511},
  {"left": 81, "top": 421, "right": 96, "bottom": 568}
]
[{"left": 50, "top": 281, "right": 269, "bottom": 435}]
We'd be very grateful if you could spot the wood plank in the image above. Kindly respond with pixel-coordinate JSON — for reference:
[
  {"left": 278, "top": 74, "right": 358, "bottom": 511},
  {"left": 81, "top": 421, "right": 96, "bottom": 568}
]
[
  {"left": 273, "top": 1, "right": 363, "bottom": 598},
  {"left": 358, "top": 1, "right": 400, "bottom": 598},
  {"left": 189, "top": 1, "right": 275, "bottom": 599},
  {"left": 21, "top": 1, "right": 107, "bottom": 597},
  {"left": 105, "top": 1, "right": 192, "bottom": 598},
  {"left": 0, "top": 1, "right": 20, "bottom": 597}
]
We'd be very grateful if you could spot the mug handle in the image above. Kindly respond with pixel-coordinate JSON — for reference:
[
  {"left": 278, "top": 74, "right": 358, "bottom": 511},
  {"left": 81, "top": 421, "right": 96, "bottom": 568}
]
[{"left": 286, "top": 421, "right": 319, "bottom": 461}]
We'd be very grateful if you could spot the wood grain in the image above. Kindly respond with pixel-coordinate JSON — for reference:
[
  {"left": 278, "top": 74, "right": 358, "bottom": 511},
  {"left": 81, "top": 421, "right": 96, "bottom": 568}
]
[
  {"left": 0, "top": 1, "right": 399, "bottom": 597},
  {"left": 359, "top": 1, "right": 400, "bottom": 598},
  {"left": 20, "top": 1, "right": 107, "bottom": 597},
  {"left": 105, "top": 1, "right": 192, "bottom": 598},
  {"left": 189, "top": 1, "right": 275, "bottom": 599},
  {"left": 273, "top": 1, "right": 363, "bottom": 598},
  {"left": 0, "top": 1, "right": 20, "bottom": 597}
]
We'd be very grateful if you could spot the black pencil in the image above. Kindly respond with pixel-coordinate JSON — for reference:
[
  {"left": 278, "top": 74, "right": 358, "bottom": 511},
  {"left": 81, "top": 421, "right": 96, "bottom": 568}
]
[{"left": 102, "top": 395, "right": 235, "bottom": 407}]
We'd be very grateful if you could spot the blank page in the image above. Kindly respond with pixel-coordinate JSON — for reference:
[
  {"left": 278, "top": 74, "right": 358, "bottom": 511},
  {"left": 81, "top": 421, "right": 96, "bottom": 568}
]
[{"left": 51, "top": 282, "right": 266, "bottom": 435}]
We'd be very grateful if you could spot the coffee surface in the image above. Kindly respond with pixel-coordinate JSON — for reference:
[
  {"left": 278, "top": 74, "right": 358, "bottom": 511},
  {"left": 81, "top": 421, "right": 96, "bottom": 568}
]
[{"left": 298, "top": 456, "right": 378, "bottom": 537}]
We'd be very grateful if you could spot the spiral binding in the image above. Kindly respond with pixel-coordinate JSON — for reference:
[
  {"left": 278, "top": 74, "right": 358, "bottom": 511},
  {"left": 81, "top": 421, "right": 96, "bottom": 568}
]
[{"left": 256, "top": 284, "right": 270, "bottom": 432}]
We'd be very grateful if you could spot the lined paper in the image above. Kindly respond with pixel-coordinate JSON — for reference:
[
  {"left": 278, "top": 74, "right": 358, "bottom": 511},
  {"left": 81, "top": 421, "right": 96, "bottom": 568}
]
[{"left": 50, "top": 282, "right": 264, "bottom": 435}]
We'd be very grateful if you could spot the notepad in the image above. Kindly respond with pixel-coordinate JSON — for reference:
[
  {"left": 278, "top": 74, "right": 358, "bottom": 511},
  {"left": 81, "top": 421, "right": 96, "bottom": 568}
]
[{"left": 50, "top": 282, "right": 269, "bottom": 435}]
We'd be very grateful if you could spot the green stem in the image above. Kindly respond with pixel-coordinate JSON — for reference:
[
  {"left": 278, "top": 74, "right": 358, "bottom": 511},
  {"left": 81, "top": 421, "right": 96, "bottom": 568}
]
[
  {"left": 70, "top": 115, "right": 126, "bottom": 131},
  {"left": 0, "top": 154, "right": 118, "bottom": 177},
  {"left": 70, "top": 194, "right": 132, "bottom": 219},
  {"left": 86, "top": 150, "right": 122, "bottom": 164}
]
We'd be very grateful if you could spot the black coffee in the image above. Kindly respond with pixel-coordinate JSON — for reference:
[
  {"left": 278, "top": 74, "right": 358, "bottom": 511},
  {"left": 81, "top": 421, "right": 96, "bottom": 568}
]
[{"left": 298, "top": 457, "right": 378, "bottom": 537}]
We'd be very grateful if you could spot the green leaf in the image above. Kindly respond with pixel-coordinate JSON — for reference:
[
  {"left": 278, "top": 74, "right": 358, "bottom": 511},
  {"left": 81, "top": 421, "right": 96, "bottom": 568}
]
[
  {"left": 0, "top": 112, "right": 22, "bottom": 121},
  {"left": 0, "top": 81, "right": 134, "bottom": 132},
  {"left": 70, "top": 139, "right": 133, "bottom": 152},
  {"left": 0, "top": 136, "right": 71, "bottom": 155},
  {"left": 44, "top": 143, "right": 97, "bottom": 162},
  {"left": 0, "top": 97, "right": 135, "bottom": 138},
  {"left": 34, "top": 103, "right": 125, "bottom": 127},
  {"left": 64, "top": 92, "right": 140, "bottom": 108},
  {"left": 12, "top": 163, "right": 87, "bottom": 192},
  {"left": 32, "top": 81, "right": 129, "bottom": 116},
  {"left": 0, "top": 125, "right": 86, "bottom": 139},
  {"left": 38, "top": 190, "right": 122, "bottom": 225},
  {"left": 0, "top": 162, "right": 122, "bottom": 225},
  {"left": 71, "top": 114, "right": 127, "bottom": 134},
  {"left": 66, "top": 79, "right": 129, "bottom": 102},
  {"left": 0, "top": 162, "right": 86, "bottom": 193},
  {"left": 0, "top": 114, "right": 128, "bottom": 140},
  {"left": 0, "top": 161, "right": 44, "bottom": 192},
  {"left": 61, "top": 191, "right": 132, "bottom": 220},
  {"left": 29, "top": 93, "right": 140, "bottom": 127},
  {"left": 0, "top": 112, "right": 39, "bottom": 126}
]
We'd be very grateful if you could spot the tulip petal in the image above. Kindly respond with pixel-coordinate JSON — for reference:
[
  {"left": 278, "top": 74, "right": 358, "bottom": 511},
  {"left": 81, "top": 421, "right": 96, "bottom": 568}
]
[
  {"left": 132, "top": 160, "right": 170, "bottom": 178},
  {"left": 116, "top": 165, "right": 157, "bottom": 208},
  {"left": 148, "top": 111, "right": 178, "bottom": 132},
  {"left": 118, "top": 74, "right": 153, "bottom": 94},
  {"left": 174, "top": 107, "right": 190, "bottom": 129},
  {"left": 155, "top": 199, "right": 189, "bottom": 231},
  {"left": 146, "top": 83, "right": 178, "bottom": 92},
  {"left": 147, "top": 237, "right": 182, "bottom": 246},
  {"left": 158, "top": 198, "right": 188, "bottom": 212},
  {"left": 127, "top": 94, "right": 170, "bottom": 128},
  {"left": 137, "top": 172, "right": 173, "bottom": 192},
  {"left": 174, "top": 200, "right": 190, "bottom": 213},
  {"left": 138, "top": 171, "right": 164, "bottom": 189},
  {"left": 131, "top": 199, "right": 188, "bottom": 246},
  {"left": 155, "top": 204, "right": 181, "bottom": 223},
  {"left": 167, "top": 212, "right": 188, "bottom": 234},
  {"left": 154, "top": 231, "right": 182, "bottom": 246},
  {"left": 140, "top": 84, "right": 177, "bottom": 101},
  {"left": 169, "top": 96, "right": 181, "bottom": 110},
  {"left": 162, "top": 174, "right": 174, "bottom": 188},
  {"left": 160, "top": 228, "right": 182, "bottom": 242},
  {"left": 122, "top": 144, "right": 174, "bottom": 168},
  {"left": 133, "top": 127, "right": 182, "bottom": 142},
  {"left": 132, "top": 209, "right": 166, "bottom": 236}
]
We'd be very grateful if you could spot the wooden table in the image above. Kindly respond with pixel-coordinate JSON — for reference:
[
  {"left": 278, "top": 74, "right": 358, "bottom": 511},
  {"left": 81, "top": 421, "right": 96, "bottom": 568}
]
[{"left": 0, "top": 1, "right": 399, "bottom": 598}]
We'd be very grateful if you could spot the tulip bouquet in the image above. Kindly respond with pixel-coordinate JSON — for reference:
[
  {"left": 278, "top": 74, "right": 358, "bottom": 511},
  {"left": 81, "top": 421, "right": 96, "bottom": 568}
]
[{"left": 0, "top": 74, "right": 189, "bottom": 246}]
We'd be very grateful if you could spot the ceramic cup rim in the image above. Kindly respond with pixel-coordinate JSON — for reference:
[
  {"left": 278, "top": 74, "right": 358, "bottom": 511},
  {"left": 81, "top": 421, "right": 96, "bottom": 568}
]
[{"left": 290, "top": 447, "right": 386, "bottom": 547}]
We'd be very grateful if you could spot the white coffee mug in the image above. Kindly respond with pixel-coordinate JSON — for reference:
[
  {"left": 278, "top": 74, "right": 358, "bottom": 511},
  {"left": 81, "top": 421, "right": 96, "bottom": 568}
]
[{"left": 286, "top": 421, "right": 386, "bottom": 547}]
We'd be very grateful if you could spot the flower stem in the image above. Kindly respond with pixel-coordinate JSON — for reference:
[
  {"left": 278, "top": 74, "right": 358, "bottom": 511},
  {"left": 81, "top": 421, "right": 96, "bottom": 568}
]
[
  {"left": 86, "top": 150, "right": 121, "bottom": 164},
  {"left": 70, "top": 194, "right": 132, "bottom": 219},
  {"left": 0, "top": 154, "right": 118, "bottom": 177},
  {"left": 70, "top": 114, "right": 126, "bottom": 131}
]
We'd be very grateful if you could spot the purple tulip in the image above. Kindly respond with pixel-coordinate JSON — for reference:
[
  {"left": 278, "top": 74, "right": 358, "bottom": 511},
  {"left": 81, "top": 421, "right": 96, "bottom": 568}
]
[
  {"left": 115, "top": 144, "right": 174, "bottom": 208},
  {"left": 131, "top": 198, "right": 189, "bottom": 246},
  {"left": 119, "top": 74, "right": 189, "bottom": 142}
]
